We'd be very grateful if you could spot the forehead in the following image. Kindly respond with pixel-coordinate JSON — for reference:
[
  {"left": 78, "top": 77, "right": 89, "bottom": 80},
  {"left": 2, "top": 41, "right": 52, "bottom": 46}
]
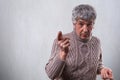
[{"left": 77, "top": 19, "right": 94, "bottom": 24}]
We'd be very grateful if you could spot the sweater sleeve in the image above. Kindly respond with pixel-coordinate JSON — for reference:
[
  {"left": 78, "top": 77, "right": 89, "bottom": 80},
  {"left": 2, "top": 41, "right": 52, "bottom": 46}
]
[
  {"left": 45, "top": 39, "right": 65, "bottom": 79},
  {"left": 97, "top": 42, "right": 104, "bottom": 74}
]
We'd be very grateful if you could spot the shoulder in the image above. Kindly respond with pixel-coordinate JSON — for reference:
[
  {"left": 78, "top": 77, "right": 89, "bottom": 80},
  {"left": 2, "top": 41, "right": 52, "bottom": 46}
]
[{"left": 90, "top": 36, "right": 101, "bottom": 45}]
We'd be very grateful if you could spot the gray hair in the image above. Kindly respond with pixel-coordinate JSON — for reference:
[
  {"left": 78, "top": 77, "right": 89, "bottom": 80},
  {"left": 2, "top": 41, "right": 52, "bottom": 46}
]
[{"left": 72, "top": 4, "right": 96, "bottom": 24}]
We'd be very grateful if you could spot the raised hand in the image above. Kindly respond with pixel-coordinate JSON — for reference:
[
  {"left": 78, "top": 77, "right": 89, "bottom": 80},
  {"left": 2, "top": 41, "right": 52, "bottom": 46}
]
[{"left": 57, "top": 31, "right": 70, "bottom": 60}]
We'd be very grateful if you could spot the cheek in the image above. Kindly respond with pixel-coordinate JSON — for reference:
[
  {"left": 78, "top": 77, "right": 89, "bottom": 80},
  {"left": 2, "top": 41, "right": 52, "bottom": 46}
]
[
  {"left": 75, "top": 28, "right": 83, "bottom": 36},
  {"left": 89, "top": 26, "right": 93, "bottom": 30},
  {"left": 88, "top": 28, "right": 93, "bottom": 32},
  {"left": 74, "top": 25, "right": 84, "bottom": 34}
]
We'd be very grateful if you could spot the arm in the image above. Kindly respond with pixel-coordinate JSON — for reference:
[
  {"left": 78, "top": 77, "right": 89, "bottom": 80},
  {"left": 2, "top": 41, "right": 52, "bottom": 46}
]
[
  {"left": 97, "top": 42, "right": 113, "bottom": 80},
  {"left": 97, "top": 48, "right": 104, "bottom": 74},
  {"left": 45, "top": 31, "right": 70, "bottom": 79},
  {"left": 45, "top": 39, "right": 65, "bottom": 79}
]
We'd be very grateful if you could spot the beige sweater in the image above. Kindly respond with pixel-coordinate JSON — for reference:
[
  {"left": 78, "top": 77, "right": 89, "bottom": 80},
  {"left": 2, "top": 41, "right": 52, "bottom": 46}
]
[{"left": 45, "top": 31, "right": 103, "bottom": 80}]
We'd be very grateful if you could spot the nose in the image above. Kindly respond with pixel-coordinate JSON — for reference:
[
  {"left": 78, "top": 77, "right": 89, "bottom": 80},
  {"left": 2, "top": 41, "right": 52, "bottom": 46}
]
[{"left": 83, "top": 25, "right": 88, "bottom": 32}]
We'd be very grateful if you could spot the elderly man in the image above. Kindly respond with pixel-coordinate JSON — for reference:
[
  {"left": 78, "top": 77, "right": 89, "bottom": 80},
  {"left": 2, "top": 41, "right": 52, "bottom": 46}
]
[{"left": 45, "top": 4, "right": 113, "bottom": 80}]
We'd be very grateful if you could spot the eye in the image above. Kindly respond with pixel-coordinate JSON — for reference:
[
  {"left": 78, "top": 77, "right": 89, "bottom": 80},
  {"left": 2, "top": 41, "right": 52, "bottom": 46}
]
[
  {"left": 78, "top": 22, "right": 84, "bottom": 27},
  {"left": 87, "top": 24, "right": 92, "bottom": 26},
  {"left": 87, "top": 23, "right": 93, "bottom": 27}
]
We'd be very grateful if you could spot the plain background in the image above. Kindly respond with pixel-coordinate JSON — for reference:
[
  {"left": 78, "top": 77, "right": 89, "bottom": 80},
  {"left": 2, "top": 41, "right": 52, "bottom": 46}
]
[{"left": 0, "top": 0, "right": 120, "bottom": 80}]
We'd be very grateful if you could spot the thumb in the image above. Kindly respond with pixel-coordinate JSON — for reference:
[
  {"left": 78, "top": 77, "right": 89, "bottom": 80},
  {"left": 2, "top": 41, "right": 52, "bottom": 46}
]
[{"left": 57, "top": 31, "right": 63, "bottom": 41}]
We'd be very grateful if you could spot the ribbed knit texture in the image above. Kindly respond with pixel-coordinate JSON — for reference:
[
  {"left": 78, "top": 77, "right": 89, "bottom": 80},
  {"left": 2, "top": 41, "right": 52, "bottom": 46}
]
[{"left": 45, "top": 31, "right": 103, "bottom": 80}]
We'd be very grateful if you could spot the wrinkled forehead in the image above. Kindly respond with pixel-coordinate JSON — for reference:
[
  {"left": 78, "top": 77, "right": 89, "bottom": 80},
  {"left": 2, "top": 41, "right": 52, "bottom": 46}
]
[{"left": 77, "top": 18, "right": 95, "bottom": 24}]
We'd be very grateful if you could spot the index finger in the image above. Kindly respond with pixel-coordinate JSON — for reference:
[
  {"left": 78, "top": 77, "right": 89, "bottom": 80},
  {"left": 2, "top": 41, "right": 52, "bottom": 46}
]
[{"left": 57, "top": 31, "right": 63, "bottom": 41}]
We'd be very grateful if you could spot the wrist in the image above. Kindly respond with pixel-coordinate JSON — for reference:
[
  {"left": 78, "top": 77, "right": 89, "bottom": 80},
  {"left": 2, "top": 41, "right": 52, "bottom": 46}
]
[{"left": 59, "top": 50, "right": 67, "bottom": 60}]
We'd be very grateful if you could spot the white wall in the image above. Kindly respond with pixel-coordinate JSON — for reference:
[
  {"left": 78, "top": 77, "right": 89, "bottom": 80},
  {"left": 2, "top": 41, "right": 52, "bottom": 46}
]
[{"left": 0, "top": 0, "right": 120, "bottom": 80}]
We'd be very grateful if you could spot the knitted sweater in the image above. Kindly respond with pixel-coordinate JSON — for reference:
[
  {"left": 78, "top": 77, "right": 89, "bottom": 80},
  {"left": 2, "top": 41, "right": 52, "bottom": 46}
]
[{"left": 45, "top": 31, "right": 103, "bottom": 80}]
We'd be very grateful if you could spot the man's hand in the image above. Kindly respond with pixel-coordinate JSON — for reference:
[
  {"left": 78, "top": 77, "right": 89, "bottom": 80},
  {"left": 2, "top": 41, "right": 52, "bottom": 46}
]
[
  {"left": 101, "top": 67, "right": 114, "bottom": 80},
  {"left": 57, "top": 31, "right": 70, "bottom": 60}
]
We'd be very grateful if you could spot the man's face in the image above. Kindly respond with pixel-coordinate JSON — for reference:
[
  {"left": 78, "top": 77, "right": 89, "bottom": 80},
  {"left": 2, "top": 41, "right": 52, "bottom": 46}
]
[{"left": 74, "top": 19, "right": 94, "bottom": 40}]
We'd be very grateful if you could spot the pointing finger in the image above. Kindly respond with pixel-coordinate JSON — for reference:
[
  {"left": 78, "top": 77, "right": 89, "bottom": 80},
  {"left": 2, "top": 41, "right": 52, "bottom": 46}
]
[{"left": 57, "top": 31, "right": 63, "bottom": 41}]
